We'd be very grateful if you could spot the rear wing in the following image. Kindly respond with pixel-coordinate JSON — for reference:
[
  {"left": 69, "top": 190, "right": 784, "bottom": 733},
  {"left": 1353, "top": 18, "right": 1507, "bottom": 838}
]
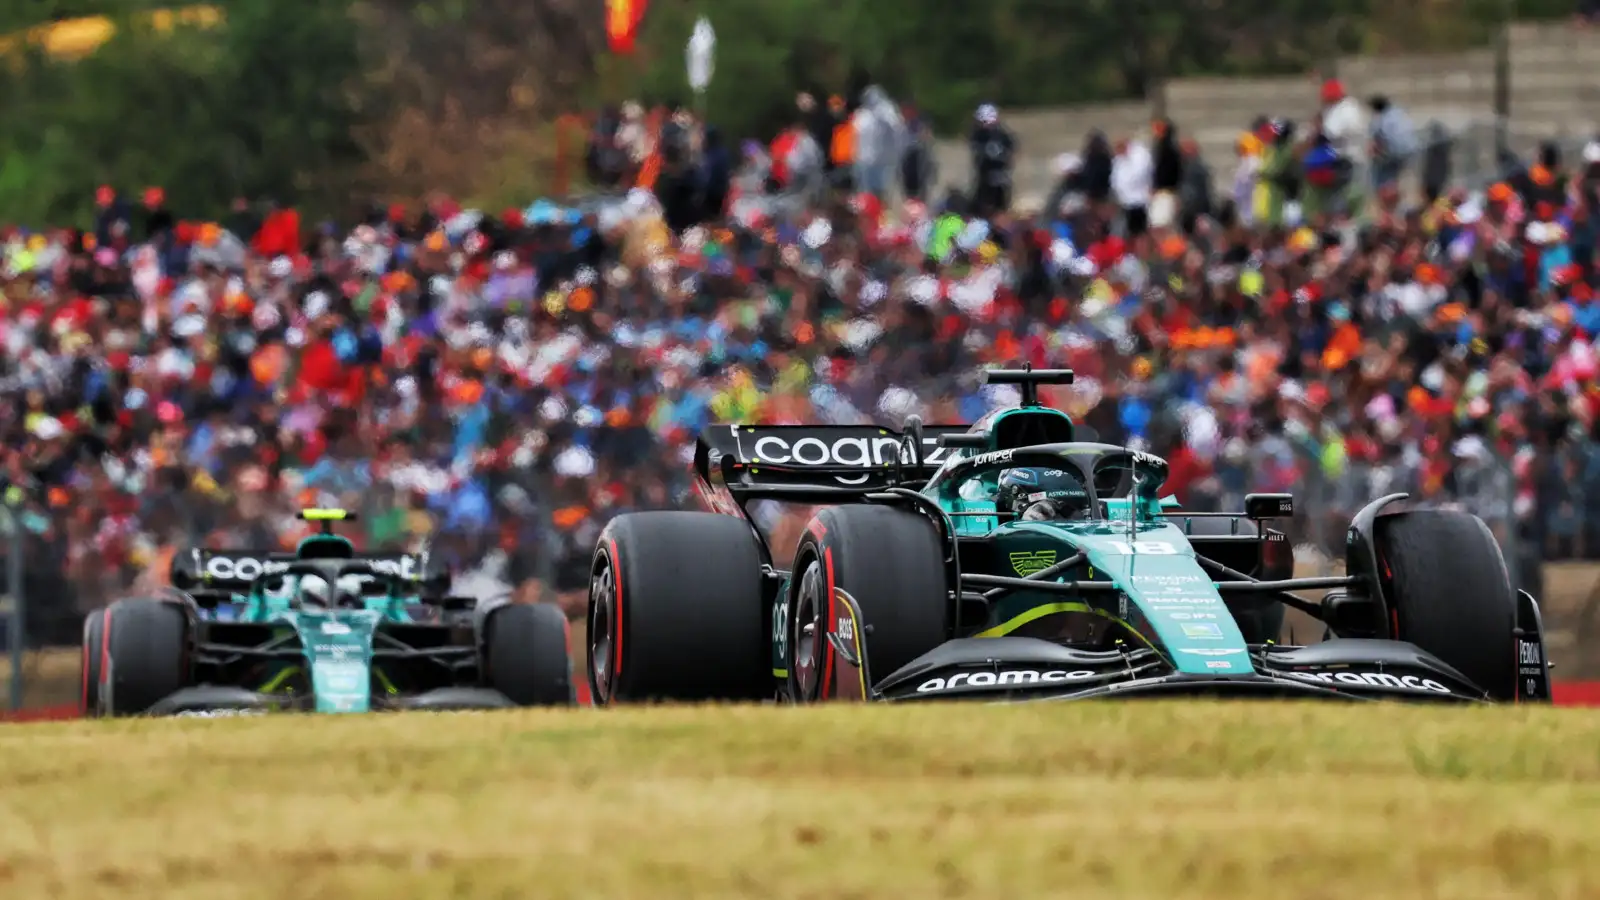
[
  {"left": 170, "top": 548, "right": 429, "bottom": 592},
  {"left": 694, "top": 423, "right": 971, "bottom": 501}
]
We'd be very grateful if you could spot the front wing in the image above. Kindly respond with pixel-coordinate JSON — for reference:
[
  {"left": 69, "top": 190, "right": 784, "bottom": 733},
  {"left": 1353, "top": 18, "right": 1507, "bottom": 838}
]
[
  {"left": 865, "top": 636, "right": 1490, "bottom": 703},
  {"left": 823, "top": 588, "right": 1538, "bottom": 704},
  {"left": 143, "top": 686, "right": 517, "bottom": 717}
]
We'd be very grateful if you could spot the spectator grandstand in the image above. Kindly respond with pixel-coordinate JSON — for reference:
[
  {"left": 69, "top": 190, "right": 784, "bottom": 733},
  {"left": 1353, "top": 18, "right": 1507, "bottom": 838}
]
[{"left": 2, "top": 79, "right": 1597, "bottom": 661}]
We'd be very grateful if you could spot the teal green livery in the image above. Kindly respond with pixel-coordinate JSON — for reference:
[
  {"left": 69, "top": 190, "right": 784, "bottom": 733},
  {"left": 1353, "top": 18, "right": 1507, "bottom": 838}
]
[
  {"left": 85, "top": 507, "right": 575, "bottom": 717},
  {"left": 594, "top": 364, "right": 1555, "bottom": 707}
]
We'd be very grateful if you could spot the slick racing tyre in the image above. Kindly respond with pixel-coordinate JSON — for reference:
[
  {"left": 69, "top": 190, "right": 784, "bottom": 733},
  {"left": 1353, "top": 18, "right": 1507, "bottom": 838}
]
[
  {"left": 1180, "top": 517, "right": 1285, "bottom": 645},
  {"left": 483, "top": 602, "right": 574, "bottom": 706},
  {"left": 1375, "top": 510, "right": 1516, "bottom": 700},
  {"left": 789, "top": 505, "right": 948, "bottom": 701},
  {"left": 103, "top": 599, "right": 189, "bottom": 716},
  {"left": 81, "top": 607, "right": 109, "bottom": 718},
  {"left": 589, "top": 512, "right": 768, "bottom": 703}
]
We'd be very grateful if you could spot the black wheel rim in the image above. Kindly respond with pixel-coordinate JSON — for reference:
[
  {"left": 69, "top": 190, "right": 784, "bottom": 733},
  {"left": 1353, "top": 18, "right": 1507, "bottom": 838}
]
[
  {"left": 793, "top": 559, "right": 826, "bottom": 700},
  {"left": 589, "top": 563, "right": 615, "bottom": 702}
]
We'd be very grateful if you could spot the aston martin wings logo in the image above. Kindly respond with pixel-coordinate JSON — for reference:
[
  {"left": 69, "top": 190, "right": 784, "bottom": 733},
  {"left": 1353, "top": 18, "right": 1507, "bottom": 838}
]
[{"left": 1009, "top": 550, "right": 1057, "bottom": 577}]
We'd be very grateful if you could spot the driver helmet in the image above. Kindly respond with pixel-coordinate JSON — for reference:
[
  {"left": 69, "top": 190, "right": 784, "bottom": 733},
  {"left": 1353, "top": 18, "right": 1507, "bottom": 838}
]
[
  {"left": 296, "top": 574, "right": 368, "bottom": 607},
  {"left": 997, "top": 467, "right": 1090, "bottom": 521},
  {"left": 298, "top": 574, "right": 333, "bottom": 607}
]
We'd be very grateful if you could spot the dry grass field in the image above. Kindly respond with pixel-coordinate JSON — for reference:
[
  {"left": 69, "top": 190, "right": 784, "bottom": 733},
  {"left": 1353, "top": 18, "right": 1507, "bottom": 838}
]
[
  {"left": 0, "top": 647, "right": 80, "bottom": 709},
  {"left": 1, "top": 702, "right": 1598, "bottom": 899}
]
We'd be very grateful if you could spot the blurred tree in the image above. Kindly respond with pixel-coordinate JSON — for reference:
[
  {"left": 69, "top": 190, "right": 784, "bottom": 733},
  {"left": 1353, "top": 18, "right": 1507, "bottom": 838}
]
[
  {"left": 356, "top": 0, "right": 603, "bottom": 205},
  {"left": 0, "top": 0, "right": 1581, "bottom": 221},
  {"left": 0, "top": 0, "right": 367, "bottom": 225},
  {"left": 0, "top": 2, "right": 168, "bottom": 33},
  {"left": 606, "top": 0, "right": 1581, "bottom": 140}
]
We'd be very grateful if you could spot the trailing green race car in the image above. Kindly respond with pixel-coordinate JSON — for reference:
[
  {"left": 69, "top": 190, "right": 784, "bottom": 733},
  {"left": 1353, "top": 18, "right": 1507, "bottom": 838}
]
[
  {"left": 588, "top": 366, "right": 1553, "bottom": 705},
  {"left": 82, "top": 509, "right": 573, "bottom": 717}
]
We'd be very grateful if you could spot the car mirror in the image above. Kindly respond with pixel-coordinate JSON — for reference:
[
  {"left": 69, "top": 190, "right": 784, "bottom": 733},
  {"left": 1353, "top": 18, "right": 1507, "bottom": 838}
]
[
  {"left": 936, "top": 432, "right": 989, "bottom": 449},
  {"left": 1244, "top": 493, "right": 1294, "bottom": 519}
]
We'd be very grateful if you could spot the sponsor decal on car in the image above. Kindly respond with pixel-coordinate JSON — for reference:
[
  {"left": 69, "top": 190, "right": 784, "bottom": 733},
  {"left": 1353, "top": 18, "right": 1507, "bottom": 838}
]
[
  {"left": 970, "top": 448, "right": 1016, "bottom": 467},
  {"left": 748, "top": 434, "right": 949, "bottom": 469},
  {"left": 1103, "top": 540, "right": 1179, "bottom": 555},
  {"left": 1167, "top": 612, "right": 1218, "bottom": 620},
  {"left": 1009, "top": 550, "right": 1057, "bottom": 577},
  {"left": 203, "top": 554, "right": 420, "bottom": 582},
  {"left": 1180, "top": 623, "right": 1224, "bottom": 639},
  {"left": 1519, "top": 641, "right": 1542, "bottom": 667},
  {"left": 1205, "top": 661, "right": 1233, "bottom": 669},
  {"left": 204, "top": 555, "right": 290, "bottom": 582},
  {"left": 1516, "top": 640, "right": 1546, "bottom": 696},
  {"left": 915, "top": 669, "right": 1097, "bottom": 693},
  {"left": 363, "top": 557, "right": 420, "bottom": 580},
  {"left": 739, "top": 431, "right": 953, "bottom": 485},
  {"left": 1177, "top": 647, "right": 1244, "bottom": 656},
  {"left": 1131, "top": 450, "right": 1165, "bottom": 468},
  {"left": 836, "top": 615, "right": 854, "bottom": 642},
  {"left": 1131, "top": 574, "right": 1206, "bottom": 586},
  {"left": 1281, "top": 670, "right": 1453, "bottom": 694},
  {"left": 175, "top": 709, "right": 267, "bottom": 718},
  {"left": 309, "top": 642, "right": 361, "bottom": 658},
  {"left": 1146, "top": 596, "right": 1224, "bottom": 605},
  {"left": 772, "top": 595, "right": 790, "bottom": 665}
]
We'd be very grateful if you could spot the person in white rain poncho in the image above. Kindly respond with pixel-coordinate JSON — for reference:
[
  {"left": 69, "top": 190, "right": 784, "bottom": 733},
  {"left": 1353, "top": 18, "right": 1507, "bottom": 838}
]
[
  {"left": 1111, "top": 136, "right": 1153, "bottom": 235},
  {"left": 851, "top": 85, "right": 906, "bottom": 202}
]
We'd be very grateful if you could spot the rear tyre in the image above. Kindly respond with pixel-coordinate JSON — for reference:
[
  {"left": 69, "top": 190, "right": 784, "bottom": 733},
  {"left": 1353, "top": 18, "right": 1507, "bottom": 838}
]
[
  {"left": 1182, "top": 517, "right": 1285, "bottom": 644},
  {"left": 103, "top": 599, "right": 188, "bottom": 716},
  {"left": 81, "top": 608, "right": 108, "bottom": 718},
  {"left": 589, "top": 512, "right": 768, "bottom": 704},
  {"left": 1375, "top": 510, "right": 1516, "bottom": 699},
  {"left": 789, "top": 505, "right": 948, "bottom": 699},
  {"left": 484, "top": 603, "right": 574, "bottom": 706}
]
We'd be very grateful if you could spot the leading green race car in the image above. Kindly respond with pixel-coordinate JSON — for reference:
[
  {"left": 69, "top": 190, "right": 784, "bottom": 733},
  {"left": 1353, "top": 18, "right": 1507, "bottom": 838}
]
[
  {"left": 588, "top": 366, "right": 1553, "bottom": 705},
  {"left": 82, "top": 509, "right": 573, "bottom": 717}
]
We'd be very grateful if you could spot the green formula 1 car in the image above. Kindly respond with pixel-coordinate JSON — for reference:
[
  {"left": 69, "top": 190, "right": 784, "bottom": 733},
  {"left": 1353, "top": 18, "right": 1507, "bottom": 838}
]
[
  {"left": 82, "top": 509, "right": 573, "bottom": 716},
  {"left": 587, "top": 366, "right": 1553, "bottom": 705}
]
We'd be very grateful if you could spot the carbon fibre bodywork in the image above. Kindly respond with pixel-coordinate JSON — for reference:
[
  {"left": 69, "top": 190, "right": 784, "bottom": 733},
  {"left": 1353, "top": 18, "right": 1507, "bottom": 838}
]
[
  {"left": 95, "top": 512, "right": 537, "bottom": 716},
  {"left": 671, "top": 367, "right": 1552, "bottom": 706}
]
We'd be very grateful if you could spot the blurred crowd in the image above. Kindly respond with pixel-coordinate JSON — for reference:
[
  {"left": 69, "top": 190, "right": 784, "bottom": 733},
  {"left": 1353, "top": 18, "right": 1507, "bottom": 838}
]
[{"left": 6, "top": 76, "right": 1600, "bottom": 640}]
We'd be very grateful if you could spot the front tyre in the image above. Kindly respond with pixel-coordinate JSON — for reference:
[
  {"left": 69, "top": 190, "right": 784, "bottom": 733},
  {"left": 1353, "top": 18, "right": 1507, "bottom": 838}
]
[
  {"left": 103, "top": 599, "right": 188, "bottom": 716},
  {"left": 788, "top": 505, "right": 949, "bottom": 701},
  {"left": 81, "top": 607, "right": 108, "bottom": 718},
  {"left": 483, "top": 602, "right": 574, "bottom": 706},
  {"left": 1376, "top": 510, "right": 1516, "bottom": 700}
]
